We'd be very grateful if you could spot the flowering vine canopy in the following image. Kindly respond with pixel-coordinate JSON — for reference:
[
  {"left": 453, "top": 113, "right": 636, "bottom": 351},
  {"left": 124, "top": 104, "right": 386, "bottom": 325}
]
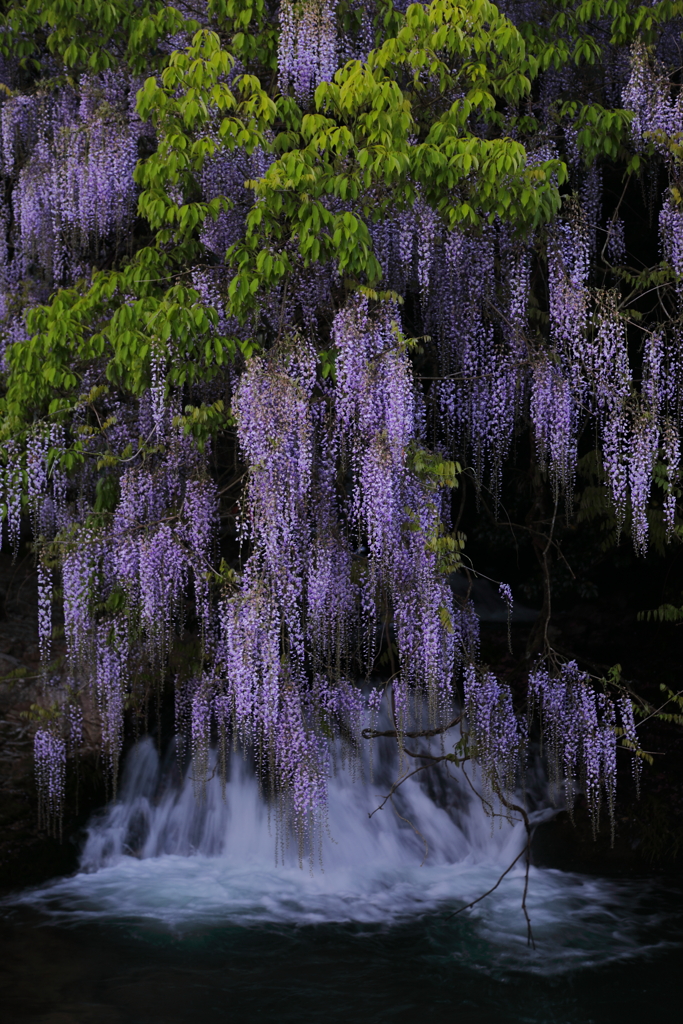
[{"left": 0, "top": 0, "right": 679, "bottom": 845}]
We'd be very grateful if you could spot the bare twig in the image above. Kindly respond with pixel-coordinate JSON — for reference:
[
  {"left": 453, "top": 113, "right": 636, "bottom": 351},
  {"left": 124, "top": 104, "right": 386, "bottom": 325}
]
[
  {"left": 368, "top": 754, "right": 461, "bottom": 818},
  {"left": 449, "top": 766, "right": 535, "bottom": 946},
  {"left": 366, "top": 731, "right": 536, "bottom": 946},
  {"left": 444, "top": 846, "right": 526, "bottom": 919},
  {"left": 362, "top": 714, "right": 462, "bottom": 740}
]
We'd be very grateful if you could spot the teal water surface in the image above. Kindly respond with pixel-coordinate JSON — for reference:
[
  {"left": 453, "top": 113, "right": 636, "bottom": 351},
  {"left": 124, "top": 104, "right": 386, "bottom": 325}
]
[
  {"left": 1, "top": 873, "right": 681, "bottom": 1024},
  {"left": 3, "top": 740, "right": 680, "bottom": 1023}
]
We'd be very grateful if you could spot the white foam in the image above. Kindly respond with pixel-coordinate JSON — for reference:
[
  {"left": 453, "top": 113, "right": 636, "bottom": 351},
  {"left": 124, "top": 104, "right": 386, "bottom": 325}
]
[{"left": 76, "top": 736, "right": 524, "bottom": 873}]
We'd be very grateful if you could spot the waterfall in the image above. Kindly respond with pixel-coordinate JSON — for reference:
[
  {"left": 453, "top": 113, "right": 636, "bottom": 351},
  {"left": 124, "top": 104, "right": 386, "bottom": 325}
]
[
  {"left": 6, "top": 731, "right": 673, "bottom": 973},
  {"left": 79, "top": 734, "right": 530, "bottom": 874}
]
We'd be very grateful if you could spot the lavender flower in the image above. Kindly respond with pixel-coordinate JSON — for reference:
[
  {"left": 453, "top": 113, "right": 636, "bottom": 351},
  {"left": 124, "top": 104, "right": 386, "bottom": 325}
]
[
  {"left": 37, "top": 561, "right": 52, "bottom": 663},
  {"left": 191, "top": 682, "right": 213, "bottom": 798},
  {"left": 1, "top": 440, "right": 23, "bottom": 555},
  {"left": 529, "top": 662, "right": 620, "bottom": 833},
  {"left": 629, "top": 413, "right": 659, "bottom": 554},
  {"left": 530, "top": 357, "right": 577, "bottom": 502},
  {"left": 617, "top": 696, "right": 642, "bottom": 791},
  {"left": 278, "top": 0, "right": 338, "bottom": 104},
  {"left": 34, "top": 728, "right": 66, "bottom": 836},
  {"left": 96, "top": 621, "right": 128, "bottom": 791},
  {"left": 463, "top": 664, "right": 524, "bottom": 799}
]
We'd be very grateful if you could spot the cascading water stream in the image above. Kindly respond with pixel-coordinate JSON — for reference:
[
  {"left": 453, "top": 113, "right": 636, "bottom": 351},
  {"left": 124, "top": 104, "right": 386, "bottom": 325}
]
[
  {"left": 80, "top": 734, "right": 524, "bottom": 874},
  {"left": 9, "top": 732, "right": 678, "bottom": 977}
]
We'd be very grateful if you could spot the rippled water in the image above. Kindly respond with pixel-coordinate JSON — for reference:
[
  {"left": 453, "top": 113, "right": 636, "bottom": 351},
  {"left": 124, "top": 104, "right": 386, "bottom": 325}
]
[{"left": 2, "top": 737, "right": 681, "bottom": 1022}]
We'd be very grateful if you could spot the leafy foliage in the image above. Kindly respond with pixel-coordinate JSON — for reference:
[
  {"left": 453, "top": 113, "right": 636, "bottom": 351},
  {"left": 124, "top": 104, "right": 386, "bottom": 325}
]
[{"left": 0, "top": 0, "right": 680, "bottom": 840}]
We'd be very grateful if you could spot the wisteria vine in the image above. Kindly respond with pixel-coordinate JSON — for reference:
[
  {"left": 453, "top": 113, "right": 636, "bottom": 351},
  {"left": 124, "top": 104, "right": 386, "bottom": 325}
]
[{"left": 0, "top": 1, "right": 676, "bottom": 846}]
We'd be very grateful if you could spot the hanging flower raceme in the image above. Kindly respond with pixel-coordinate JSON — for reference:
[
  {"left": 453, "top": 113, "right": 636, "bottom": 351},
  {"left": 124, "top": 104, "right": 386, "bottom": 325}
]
[
  {"left": 500, "top": 235, "right": 532, "bottom": 358},
  {"left": 218, "top": 578, "right": 284, "bottom": 753},
  {"left": 530, "top": 357, "right": 577, "bottom": 502},
  {"left": 37, "top": 560, "right": 53, "bottom": 663},
  {"left": 334, "top": 296, "right": 415, "bottom": 561},
  {"left": 430, "top": 226, "right": 518, "bottom": 490},
  {"left": 580, "top": 300, "right": 632, "bottom": 416},
  {"left": 34, "top": 727, "right": 66, "bottom": 836},
  {"left": 548, "top": 217, "right": 590, "bottom": 375},
  {"left": 605, "top": 216, "right": 626, "bottom": 265},
  {"left": 233, "top": 353, "right": 317, "bottom": 659},
  {"left": 629, "top": 411, "right": 660, "bottom": 554},
  {"left": 191, "top": 677, "right": 214, "bottom": 799},
  {"left": 617, "top": 695, "right": 642, "bottom": 792},
  {"left": 622, "top": 43, "right": 682, "bottom": 150},
  {"left": 601, "top": 407, "right": 630, "bottom": 534},
  {"left": 274, "top": 693, "right": 329, "bottom": 853},
  {"left": 139, "top": 524, "right": 189, "bottom": 660},
  {"left": 311, "top": 673, "right": 365, "bottom": 758},
  {"left": 334, "top": 295, "right": 412, "bottom": 447},
  {"left": 26, "top": 430, "right": 50, "bottom": 535},
  {"left": 452, "top": 598, "right": 481, "bottom": 664},
  {"left": 415, "top": 196, "right": 439, "bottom": 295},
  {"left": 278, "top": 0, "right": 338, "bottom": 104},
  {"left": 62, "top": 531, "right": 102, "bottom": 666},
  {"left": 0, "top": 94, "right": 39, "bottom": 177},
  {"left": 11, "top": 72, "right": 140, "bottom": 283},
  {"left": 305, "top": 406, "right": 359, "bottom": 675},
  {"left": 370, "top": 204, "right": 415, "bottom": 293},
  {"left": 642, "top": 330, "right": 667, "bottom": 415},
  {"left": 662, "top": 419, "right": 681, "bottom": 538},
  {"left": 234, "top": 355, "right": 315, "bottom": 552},
  {"left": 463, "top": 664, "right": 525, "bottom": 800},
  {"left": 65, "top": 701, "right": 83, "bottom": 755},
  {"left": 76, "top": 108, "right": 138, "bottom": 241},
  {"left": 659, "top": 193, "right": 683, "bottom": 288},
  {"left": 460, "top": 335, "right": 518, "bottom": 495},
  {"left": 199, "top": 146, "right": 271, "bottom": 257},
  {"left": 180, "top": 477, "right": 219, "bottom": 634},
  {"left": 390, "top": 494, "right": 457, "bottom": 716},
  {"left": 106, "top": 442, "right": 218, "bottom": 662},
  {"left": 27, "top": 426, "right": 69, "bottom": 662},
  {"left": 96, "top": 621, "right": 129, "bottom": 791},
  {"left": 0, "top": 439, "right": 23, "bottom": 554},
  {"left": 333, "top": 295, "right": 459, "bottom": 710},
  {"left": 112, "top": 465, "right": 165, "bottom": 597},
  {"left": 217, "top": 581, "right": 331, "bottom": 845},
  {"left": 529, "top": 662, "right": 638, "bottom": 833},
  {"left": 306, "top": 530, "right": 357, "bottom": 676},
  {"left": 433, "top": 224, "right": 496, "bottom": 379},
  {"left": 581, "top": 164, "right": 602, "bottom": 255}
]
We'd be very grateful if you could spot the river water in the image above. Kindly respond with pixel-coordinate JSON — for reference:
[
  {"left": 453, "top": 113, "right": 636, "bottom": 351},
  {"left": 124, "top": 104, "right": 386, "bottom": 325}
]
[{"left": 1, "top": 736, "right": 681, "bottom": 1023}]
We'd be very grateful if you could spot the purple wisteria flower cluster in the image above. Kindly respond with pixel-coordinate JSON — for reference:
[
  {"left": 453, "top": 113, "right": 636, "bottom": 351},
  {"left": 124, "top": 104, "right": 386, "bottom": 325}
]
[
  {"left": 529, "top": 662, "right": 640, "bottom": 833},
  {"left": 278, "top": 0, "right": 338, "bottom": 103},
  {"left": 33, "top": 728, "right": 66, "bottom": 836},
  {"left": 464, "top": 664, "right": 526, "bottom": 801},
  {"left": 0, "top": 72, "right": 140, "bottom": 297},
  {"left": 0, "top": 3, "right": 678, "bottom": 845}
]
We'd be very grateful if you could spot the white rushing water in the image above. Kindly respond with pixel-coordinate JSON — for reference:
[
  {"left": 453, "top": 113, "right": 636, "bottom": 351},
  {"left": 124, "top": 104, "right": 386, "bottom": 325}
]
[{"left": 9, "top": 732, "right": 675, "bottom": 975}]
